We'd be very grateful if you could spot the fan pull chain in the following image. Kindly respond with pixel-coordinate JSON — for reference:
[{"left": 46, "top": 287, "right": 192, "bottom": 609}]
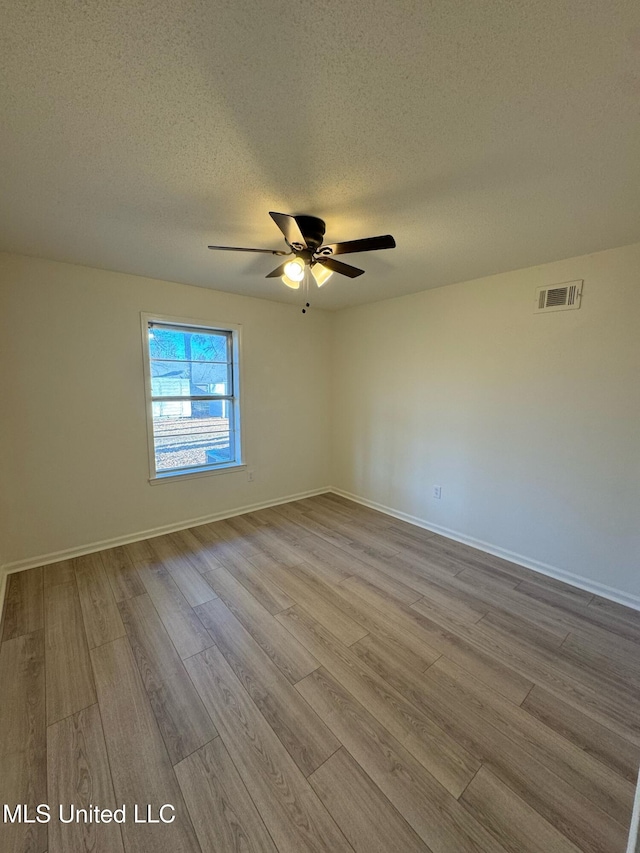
[{"left": 302, "top": 266, "right": 310, "bottom": 314}]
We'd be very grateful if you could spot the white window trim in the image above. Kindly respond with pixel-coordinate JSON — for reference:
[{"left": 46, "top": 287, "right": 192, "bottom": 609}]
[{"left": 140, "top": 312, "right": 245, "bottom": 484}]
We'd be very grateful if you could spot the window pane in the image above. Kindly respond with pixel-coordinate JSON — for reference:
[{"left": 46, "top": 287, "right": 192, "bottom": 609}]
[
  {"left": 151, "top": 360, "right": 231, "bottom": 396},
  {"left": 149, "top": 327, "right": 229, "bottom": 362},
  {"left": 153, "top": 405, "right": 235, "bottom": 471},
  {"left": 189, "top": 332, "right": 229, "bottom": 362}
]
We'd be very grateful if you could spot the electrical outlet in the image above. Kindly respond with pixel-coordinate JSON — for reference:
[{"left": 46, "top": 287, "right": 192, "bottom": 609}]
[
  {"left": 247, "top": 470, "right": 254, "bottom": 482},
  {"left": 433, "top": 485, "right": 442, "bottom": 500}
]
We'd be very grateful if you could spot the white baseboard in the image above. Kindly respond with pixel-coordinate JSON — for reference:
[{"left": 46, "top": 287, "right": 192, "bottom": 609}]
[
  {"left": 3, "top": 484, "right": 639, "bottom": 619},
  {"left": 0, "top": 486, "right": 332, "bottom": 615},
  {"left": 331, "top": 488, "right": 640, "bottom": 613}
]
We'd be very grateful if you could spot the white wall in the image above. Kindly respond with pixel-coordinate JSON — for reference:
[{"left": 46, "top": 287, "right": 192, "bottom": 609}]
[
  {"left": 0, "top": 253, "right": 332, "bottom": 566},
  {"left": 331, "top": 243, "right": 640, "bottom": 602}
]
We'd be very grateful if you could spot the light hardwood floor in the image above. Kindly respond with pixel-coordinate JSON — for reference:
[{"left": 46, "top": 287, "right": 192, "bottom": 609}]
[{"left": 1, "top": 493, "right": 639, "bottom": 853}]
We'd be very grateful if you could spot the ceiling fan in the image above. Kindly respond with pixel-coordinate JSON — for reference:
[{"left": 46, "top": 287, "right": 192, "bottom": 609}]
[{"left": 208, "top": 212, "right": 396, "bottom": 292}]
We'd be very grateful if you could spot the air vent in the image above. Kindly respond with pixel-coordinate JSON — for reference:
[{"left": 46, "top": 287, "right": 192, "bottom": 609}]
[{"left": 534, "top": 280, "right": 583, "bottom": 313}]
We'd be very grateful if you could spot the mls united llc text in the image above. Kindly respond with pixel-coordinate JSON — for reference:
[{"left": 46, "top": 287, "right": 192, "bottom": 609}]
[{"left": 3, "top": 804, "right": 176, "bottom": 824}]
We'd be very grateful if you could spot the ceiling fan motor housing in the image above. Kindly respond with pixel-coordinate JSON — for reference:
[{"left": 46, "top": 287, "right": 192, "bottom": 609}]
[{"left": 293, "top": 215, "right": 326, "bottom": 250}]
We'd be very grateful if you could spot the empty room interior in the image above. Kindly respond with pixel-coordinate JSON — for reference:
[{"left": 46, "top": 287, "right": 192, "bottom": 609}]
[{"left": 1, "top": 2, "right": 640, "bottom": 853}]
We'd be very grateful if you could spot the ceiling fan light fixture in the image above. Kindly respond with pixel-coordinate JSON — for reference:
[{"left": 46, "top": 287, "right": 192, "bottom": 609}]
[
  {"left": 310, "top": 264, "right": 333, "bottom": 287},
  {"left": 283, "top": 258, "right": 305, "bottom": 282},
  {"left": 208, "top": 212, "right": 396, "bottom": 295}
]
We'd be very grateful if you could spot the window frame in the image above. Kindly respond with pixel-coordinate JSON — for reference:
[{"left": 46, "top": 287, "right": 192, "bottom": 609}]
[{"left": 140, "top": 312, "right": 245, "bottom": 484}]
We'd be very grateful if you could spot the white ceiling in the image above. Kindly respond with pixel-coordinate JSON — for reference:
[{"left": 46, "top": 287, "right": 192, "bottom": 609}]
[{"left": 2, "top": 0, "right": 640, "bottom": 310}]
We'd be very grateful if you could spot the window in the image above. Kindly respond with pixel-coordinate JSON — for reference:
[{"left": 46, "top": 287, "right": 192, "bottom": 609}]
[{"left": 142, "top": 314, "right": 243, "bottom": 481}]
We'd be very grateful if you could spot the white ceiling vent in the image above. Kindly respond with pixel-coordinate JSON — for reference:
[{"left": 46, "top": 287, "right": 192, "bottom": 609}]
[{"left": 534, "top": 280, "right": 583, "bottom": 313}]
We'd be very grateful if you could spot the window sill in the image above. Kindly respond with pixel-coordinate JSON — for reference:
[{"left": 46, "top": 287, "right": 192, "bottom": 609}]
[{"left": 149, "top": 462, "right": 246, "bottom": 485}]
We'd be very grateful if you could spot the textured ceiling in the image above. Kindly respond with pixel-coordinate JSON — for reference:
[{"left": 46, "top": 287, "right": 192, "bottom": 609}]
[{"left": 2, "top": 0, "right": 640, "bottom": 310}]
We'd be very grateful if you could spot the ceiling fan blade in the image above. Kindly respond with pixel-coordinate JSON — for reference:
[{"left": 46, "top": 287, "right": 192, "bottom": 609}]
[
  {"left": 208, "top": 244, "right": 289, "bottom": 255},
  {"left": 265, "top": 261, "right": 291, "bottom": 278},
  {"left": 317, "top": 257, "right": 364, "bottom": 278},
  {"left": 319, "top": 234, "right": 396, "bottom": 256},
  {"left": 269, "top": 212, "right": 308, "bottom": 249}
]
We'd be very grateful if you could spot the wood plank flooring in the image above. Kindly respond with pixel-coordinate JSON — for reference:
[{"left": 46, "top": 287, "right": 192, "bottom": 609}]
[{"left": 1, "top": 493, "right": 638, "bottom": 853}]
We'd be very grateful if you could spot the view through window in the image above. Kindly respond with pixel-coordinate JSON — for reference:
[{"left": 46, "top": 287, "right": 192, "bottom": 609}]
[{"left": 145, "top": 320, "right": 241, "bottom": 476}]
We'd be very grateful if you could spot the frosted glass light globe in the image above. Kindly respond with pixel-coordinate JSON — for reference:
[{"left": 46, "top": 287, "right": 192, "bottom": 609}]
[{"left": 283, "top": 259, "right": 305, "bottom": 282}]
